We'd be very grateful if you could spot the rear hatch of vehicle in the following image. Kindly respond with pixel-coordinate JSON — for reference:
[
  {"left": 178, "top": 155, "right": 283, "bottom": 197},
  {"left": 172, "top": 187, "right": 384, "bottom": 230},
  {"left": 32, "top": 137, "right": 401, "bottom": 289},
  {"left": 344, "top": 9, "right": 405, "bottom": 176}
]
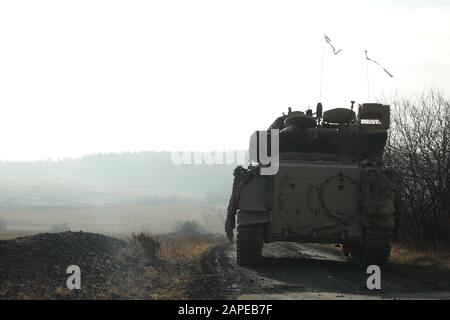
[{"left": 269, "top": 160, "right": 362, "bottom": 242}]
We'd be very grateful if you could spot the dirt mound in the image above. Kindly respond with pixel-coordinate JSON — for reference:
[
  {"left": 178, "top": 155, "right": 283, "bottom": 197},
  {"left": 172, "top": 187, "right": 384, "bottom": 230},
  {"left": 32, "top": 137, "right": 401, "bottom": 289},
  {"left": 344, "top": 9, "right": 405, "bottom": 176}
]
[
  {"left": 0, "top": 232, "right": 126, "bottom": 299},
  {"left": 0, "top": 231, "right": 221, "bottom": 299}
]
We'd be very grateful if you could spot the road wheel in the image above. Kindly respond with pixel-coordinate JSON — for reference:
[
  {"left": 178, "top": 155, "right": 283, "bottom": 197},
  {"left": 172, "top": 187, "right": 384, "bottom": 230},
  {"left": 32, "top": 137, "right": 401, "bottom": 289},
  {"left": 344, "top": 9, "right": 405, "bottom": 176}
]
[
  {"left": 346, "top": 244, "right": 363, "bottom": 264},
  {"left": 237, "top": 225, "right": 263, "bottom": 266},
  {"left": 346, "top": 241, "right": 391, "bottom": 268},
  {"left": 342, "top": 244, "right": 351, "bottom": 257},
  {"left": 360, "top": 240, "right": 391, "bottom": 267}
]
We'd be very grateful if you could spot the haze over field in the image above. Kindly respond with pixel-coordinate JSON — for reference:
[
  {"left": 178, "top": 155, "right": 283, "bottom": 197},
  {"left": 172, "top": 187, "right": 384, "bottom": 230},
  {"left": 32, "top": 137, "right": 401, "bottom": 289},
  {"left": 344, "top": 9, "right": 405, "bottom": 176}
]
[
  {"left": 0, "top": 152, "right": 232, "bottom": 234},
  {"left": 1, "top": 0, "right": 450, "bottom": 160},
  {"left": 0, "top": 152, "right": 234, "bottom": 204}
]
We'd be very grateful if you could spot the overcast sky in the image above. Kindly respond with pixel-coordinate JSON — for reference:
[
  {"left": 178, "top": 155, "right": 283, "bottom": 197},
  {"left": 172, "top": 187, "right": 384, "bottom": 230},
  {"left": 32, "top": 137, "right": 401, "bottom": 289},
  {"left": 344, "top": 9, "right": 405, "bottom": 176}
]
[{"left": 1, "top": 0, "right": 449, "bottom": 160}]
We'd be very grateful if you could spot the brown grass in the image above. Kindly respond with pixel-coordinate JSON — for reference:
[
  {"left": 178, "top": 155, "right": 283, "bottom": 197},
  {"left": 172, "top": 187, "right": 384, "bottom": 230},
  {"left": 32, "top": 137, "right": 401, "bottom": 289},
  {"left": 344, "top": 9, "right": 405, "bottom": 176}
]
[
  {"left": 151, "top": 233, "right": 223, "bottom": 299},
  {"left": 159, "top": 234, "right": 218, "bottom": 262},
  {"left": 322, "top": 242, "right": 450, "bottom": 272},
  {"left": 390, "top": 244, "right": 450, "bottom": 269},
  {"left": 102, "top": 232, "right": 222, "bottom": 300}
]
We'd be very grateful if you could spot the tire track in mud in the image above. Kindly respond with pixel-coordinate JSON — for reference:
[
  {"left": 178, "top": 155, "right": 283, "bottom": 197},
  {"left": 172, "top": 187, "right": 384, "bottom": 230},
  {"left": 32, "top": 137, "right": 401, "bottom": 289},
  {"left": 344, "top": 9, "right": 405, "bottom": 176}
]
[
  {"left": 200, "top": 241, "right": 450, "bottom": 300},
  {"left": 191, "top": 242, "right": 254, "bottom": 300}
]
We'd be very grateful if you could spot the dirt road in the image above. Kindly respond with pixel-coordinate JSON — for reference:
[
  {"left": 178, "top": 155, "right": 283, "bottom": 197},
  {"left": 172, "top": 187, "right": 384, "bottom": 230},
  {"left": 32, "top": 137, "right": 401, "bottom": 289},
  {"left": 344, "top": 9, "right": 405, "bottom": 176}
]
[
  {"left": 1, "top": 232, "right": 448, "bottom": 300},
  {"left": 200, "top": 242, "right": 450, "bottom": 300}
]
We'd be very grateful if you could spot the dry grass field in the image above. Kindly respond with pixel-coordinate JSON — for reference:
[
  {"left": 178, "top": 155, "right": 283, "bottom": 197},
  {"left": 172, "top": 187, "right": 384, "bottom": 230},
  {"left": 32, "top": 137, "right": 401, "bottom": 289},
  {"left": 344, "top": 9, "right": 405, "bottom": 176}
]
[
  {"left": 0, "top": 204, "right": 225, "bottom": 236},
  {"left": 390, "top": 244, "right": 450, "bottom": 269}
]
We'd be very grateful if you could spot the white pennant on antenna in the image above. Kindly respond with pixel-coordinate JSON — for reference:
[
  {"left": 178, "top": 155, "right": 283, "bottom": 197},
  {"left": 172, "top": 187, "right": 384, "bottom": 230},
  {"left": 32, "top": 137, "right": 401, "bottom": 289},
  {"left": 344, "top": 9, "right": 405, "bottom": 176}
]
[
  {"left": 365, "top": 50, "right": 394, "bottom": 78},
  {"left": 324, "top": 34, "right": 342, "bottom": 55}
]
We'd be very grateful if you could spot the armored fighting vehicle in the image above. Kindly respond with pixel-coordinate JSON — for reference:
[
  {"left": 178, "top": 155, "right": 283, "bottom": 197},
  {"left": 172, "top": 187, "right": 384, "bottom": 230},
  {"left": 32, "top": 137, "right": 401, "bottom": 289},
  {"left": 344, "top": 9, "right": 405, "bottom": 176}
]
[{"left": 225, "top": 102, "right": 395, "bottom": 267}]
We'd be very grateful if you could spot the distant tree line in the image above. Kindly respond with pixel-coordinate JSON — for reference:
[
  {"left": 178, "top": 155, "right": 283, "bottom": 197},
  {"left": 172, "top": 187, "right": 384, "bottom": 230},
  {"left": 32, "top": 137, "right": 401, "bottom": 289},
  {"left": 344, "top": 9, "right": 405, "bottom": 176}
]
[{"left": 0, "top": 151, "right": 237, "bottom": 205}]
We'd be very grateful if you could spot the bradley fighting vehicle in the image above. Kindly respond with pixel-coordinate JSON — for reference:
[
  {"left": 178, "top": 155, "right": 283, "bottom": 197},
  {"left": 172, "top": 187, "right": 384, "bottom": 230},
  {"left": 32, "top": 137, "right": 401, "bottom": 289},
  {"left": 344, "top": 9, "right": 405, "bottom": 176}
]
[{"left": 225, "top": 102, "right": 395, "bottom": 267}]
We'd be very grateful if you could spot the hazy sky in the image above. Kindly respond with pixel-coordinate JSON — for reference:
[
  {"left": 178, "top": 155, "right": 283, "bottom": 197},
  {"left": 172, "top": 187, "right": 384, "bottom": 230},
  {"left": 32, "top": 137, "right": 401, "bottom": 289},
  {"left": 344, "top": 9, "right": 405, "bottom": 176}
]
[{"left": 1, "top": 0, "right": 449, "bottom": 160}]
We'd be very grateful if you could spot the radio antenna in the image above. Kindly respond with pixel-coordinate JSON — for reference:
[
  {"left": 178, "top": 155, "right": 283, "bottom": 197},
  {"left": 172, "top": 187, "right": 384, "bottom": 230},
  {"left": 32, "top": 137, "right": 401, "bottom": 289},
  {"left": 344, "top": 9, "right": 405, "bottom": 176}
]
[
  {"left": 366, "top": 51, "right": 371, "bottom": 101},
  {"left": 319, "top": 34, "right": 342, "bottom": 102},
  {"left": 365, "top": 50, "right": 394, "bottom": 101},
  {"left": 319, "top": 40, "right": 325, "bottom": 101}
]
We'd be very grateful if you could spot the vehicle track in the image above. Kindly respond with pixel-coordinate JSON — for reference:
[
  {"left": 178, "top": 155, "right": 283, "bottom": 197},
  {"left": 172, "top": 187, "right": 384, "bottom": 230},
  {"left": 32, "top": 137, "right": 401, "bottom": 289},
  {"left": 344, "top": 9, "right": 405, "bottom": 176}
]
[{"left": 201, "top": 241, "right": 450, "bottom": 300}]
